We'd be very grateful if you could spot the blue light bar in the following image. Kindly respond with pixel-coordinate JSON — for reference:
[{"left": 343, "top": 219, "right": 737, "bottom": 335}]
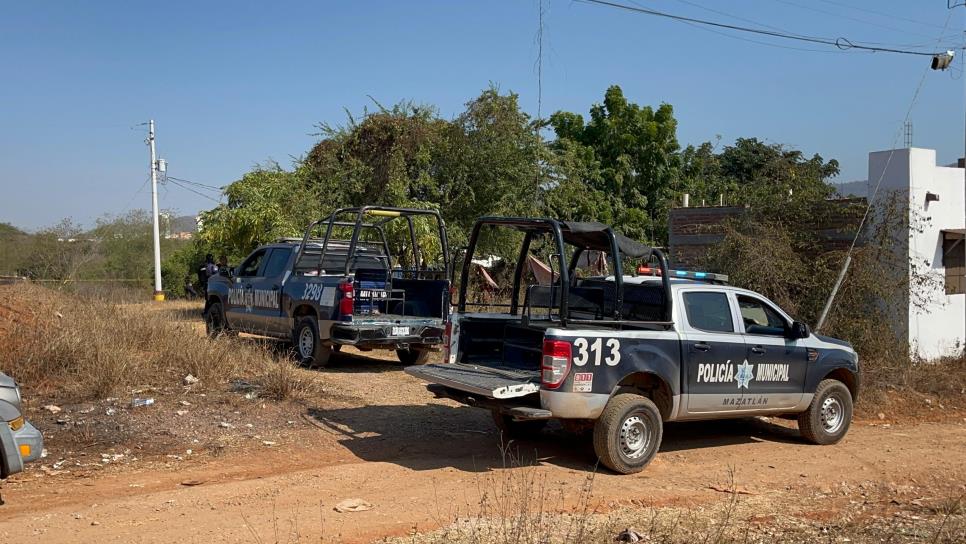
[{"left": 636, "top": 266, "right": 729, "bottom": 284}]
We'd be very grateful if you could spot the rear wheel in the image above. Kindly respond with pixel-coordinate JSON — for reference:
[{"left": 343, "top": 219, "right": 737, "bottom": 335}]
[
  {"left": 491, "top": 409, "right": 547, "bottom": 439},
  {"left": 593, "top": 394, "right": 663, "bottom": 474},
  {"left": 205, "top": 301, "right": 230, "bottom": 338},
  {"left": 294, "top": 317, "right": 333, "bottom": 367},
  {"left": 798, "top": 379, "right": 853, "bottom": 445},
  {"left": 396, "top": 347, "right": 430, "bottom": 365}
]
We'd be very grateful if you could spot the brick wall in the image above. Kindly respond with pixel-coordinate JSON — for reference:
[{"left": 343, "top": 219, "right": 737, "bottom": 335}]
[{"left": 667, "top": 199, "right": 866, "bottom": 269}]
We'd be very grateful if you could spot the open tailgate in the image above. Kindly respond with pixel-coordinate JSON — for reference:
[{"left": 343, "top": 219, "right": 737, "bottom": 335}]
[{"left": 405, "top": 363, "right": 540, "bottom": 399}]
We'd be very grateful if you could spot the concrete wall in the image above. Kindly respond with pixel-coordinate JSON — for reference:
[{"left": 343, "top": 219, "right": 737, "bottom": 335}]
[{"left": 869, "top": 148, "right": 965, "bottom": 360}]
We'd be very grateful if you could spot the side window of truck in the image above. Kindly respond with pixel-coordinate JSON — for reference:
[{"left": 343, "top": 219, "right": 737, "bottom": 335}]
[
  {"left": 238, "top": 250, "right": 267, "bottom": 277},
  {"left": 737, "top": 295, "right": 787, "bottom": 336},
  {"left": 262, "top": 248, "right": 292, "bottom": 278},
  {"left": 682, "top": 292, "right": 734, "bottom": 333}
]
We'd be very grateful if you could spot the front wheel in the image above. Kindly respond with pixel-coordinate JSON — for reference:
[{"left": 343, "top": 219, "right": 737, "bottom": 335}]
[
  {"left": 798, "top": 379, "right": 853, "bottom": 445},
  {"left": 294, "top": 317, "right": 333, "bottom": 368},
  {"left": 396, "top": 347, "right": 430, "bottom": 365},
  {"left": 593, "top": 394, "right": 663, "bottom": 474},
  {"left": 205, "top": 301, "right": 230, "bottom": 338}
]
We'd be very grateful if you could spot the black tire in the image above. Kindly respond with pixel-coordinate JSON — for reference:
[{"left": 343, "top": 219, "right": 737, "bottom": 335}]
[
  {"left": 491, "top": 409, "right": 548, "bottom": 439},
  {"left": 204, "top": 301, "right": 230, "bottom": 338},
  {"left": 396, "top": 347, "right": 430, "bottom": 365},
  {"left": 593, "top": 393, "right": 663, "bottom": 475},
  {"left": 293, "top": 317, "right": 333, "bottom": 368},
  {"left": 798, "top": 379, "right": 853, "bottom": 445}
]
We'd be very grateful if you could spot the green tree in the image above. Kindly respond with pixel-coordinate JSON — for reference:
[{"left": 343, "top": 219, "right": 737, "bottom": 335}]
[
  {"left": 197, "top": 165, "right": 323, "bottom": 261},
  {"left": 548, "top": 85, "right": 681, "bottom": 243}
]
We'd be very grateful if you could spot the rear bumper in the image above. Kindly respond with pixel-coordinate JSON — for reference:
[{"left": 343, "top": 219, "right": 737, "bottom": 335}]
[
  {"left": 331, "top": 321, "right": 443, "bottom": 347},
  {"left": 1, "top": 421, "right": 43, "bottom": 478},
  {"left": 424, "top": 384, "right": 607, "bottom": 421}
]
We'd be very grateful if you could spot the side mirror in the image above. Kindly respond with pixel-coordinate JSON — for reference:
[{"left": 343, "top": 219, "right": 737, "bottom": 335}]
[{"left": 789, "top": 321, "right": 810, "bottom": 339}]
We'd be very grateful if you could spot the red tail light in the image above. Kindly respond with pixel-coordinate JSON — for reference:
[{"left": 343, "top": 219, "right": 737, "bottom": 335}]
[
  {"left": 338, "top": 279, "right": 354, "bottom": 320},
  {"left": 442, "top": 320, "right": 453, "bottom": 363},
  {"left": 541, "top": 339, "right": 571, "bottom": 389}
]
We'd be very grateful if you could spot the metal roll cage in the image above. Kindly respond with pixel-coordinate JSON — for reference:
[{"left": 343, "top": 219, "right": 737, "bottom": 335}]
[
  {"left": 295, "top": 206, "right": 450, "bottom": 278},
  {"left": 457, "top": 217, "right": 672, "bottom": 328}
]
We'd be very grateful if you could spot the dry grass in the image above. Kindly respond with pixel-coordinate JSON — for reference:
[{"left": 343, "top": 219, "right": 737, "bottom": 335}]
[
  {"left": 857, "top": 353, "right": 966, "bottom": 416},
  {"left": 389, "top": 464, "right": 965, "bottom": 544},
  {"left": 0, "top": 283, "right": 315, "bottom": 402}
]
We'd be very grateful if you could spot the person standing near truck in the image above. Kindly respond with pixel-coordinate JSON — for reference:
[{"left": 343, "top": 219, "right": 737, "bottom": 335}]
[{"left": 199, "top": 254, "right": 217, "bottom": 296}]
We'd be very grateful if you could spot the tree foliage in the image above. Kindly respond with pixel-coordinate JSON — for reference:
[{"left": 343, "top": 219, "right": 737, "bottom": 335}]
[{"left": 547, "top": 85, "right": 681, "bottom": 243}]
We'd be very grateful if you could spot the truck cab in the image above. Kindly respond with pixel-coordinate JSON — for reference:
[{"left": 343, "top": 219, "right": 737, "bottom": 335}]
[
  {"left": 406, "top": 218, "right": 860, "bottom": 474},
  {"left": 205, "top": 206, "right": 450, "bottom": 366}
]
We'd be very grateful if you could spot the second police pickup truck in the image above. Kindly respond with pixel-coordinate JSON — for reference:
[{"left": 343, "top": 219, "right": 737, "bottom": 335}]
[
  {"left": 205, "top": 207, "right": 450, "bottom": 366},
  {"left": 406, "top": 218, "right": 860, "bottom": 474}
]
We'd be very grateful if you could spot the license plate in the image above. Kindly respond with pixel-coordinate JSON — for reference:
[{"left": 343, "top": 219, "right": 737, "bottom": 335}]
[{"left": 391, "top": 326, "right": 410, "bottom": 337}]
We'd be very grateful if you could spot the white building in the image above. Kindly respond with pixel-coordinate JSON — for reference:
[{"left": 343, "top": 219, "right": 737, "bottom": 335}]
[{"left": 868, "top": 147, "right": 965, "bottom": 360}]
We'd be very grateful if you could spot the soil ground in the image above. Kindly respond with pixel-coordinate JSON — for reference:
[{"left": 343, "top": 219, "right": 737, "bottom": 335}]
[{"left": 0, "top": 301, "right": 964, "bottom": 543}]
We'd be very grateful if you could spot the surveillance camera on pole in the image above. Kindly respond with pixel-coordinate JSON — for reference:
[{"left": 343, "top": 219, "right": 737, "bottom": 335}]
[{"left": 931, "top": 50, "right": 955, "bottom": 71}]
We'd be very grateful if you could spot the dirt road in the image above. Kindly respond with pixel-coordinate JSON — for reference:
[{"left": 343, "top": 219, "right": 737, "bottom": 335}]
[{"left": 1, "top": 344, "right": 964, "bottom": 543}]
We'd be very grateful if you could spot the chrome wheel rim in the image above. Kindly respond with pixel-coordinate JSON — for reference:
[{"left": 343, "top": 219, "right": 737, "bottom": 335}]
[
  {"left": 619, "top": 415, "right": 650, "bottom": 460},
  {"left": 821, "top": 396, "right": 845, "bottom": 434},
  {"left": 298, "top": 327, "right": 315, "bottom": 359}
]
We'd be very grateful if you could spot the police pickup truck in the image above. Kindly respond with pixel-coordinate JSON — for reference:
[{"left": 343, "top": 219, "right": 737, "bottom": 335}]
[
  {"left": 406, "top": 218, "right": 860, "bottom": 474},
  {"left": 205, "top": 207, "right": 450, "bottom": 366}
]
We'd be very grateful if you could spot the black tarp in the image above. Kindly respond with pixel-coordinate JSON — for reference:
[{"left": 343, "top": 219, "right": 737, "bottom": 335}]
[{"left": 561, "top": 221, "right": 652, "bottom": 258}]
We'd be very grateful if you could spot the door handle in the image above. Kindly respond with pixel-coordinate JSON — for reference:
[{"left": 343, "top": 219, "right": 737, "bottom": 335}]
[
  {"left": 693, "top": 342, "right": 711, "bottom": 352},
  {"left": 751, "top": 345, "right": 766, "bottom": 355}
]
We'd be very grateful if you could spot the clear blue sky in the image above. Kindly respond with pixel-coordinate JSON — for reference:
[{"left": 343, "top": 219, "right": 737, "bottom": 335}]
[{"left": 2, "top": 1, "right": 964, "bottom": 231}]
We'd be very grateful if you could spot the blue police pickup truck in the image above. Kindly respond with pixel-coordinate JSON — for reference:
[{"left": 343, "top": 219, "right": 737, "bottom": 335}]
[
  {"left": 205, "top": 207, "right": 450, "bottom": 366},
  {"left": 406, "top": 218, "right": 860, "bottom": 474}
]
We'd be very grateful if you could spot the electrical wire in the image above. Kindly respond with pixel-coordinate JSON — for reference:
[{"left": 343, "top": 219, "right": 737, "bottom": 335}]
[
  {"left": 669, "top": 0, "right": 961, "bottom": 50},
  {"left": 818, "top": 0, "right": 952, "bottom": 31},
  {"left": 116, "top": 175, "right": 152, "bottom": 215},
  {"left": 164, "top": 175, "right": 223, "bottom": 192},
  {"left": 166, "top": 177, "right": 223, "bottom": 203},
  {"left": 846, "top": 8, "right": 957, "bottom": 255},
  {"left": 773, "top": 0, "right": 955, "bottom": 44},
  {"left": 632, "top": 0, "right": 839, "bottom": 54},
  {"left": 576, "top": 0, "right": 955, "bottom": 56}
]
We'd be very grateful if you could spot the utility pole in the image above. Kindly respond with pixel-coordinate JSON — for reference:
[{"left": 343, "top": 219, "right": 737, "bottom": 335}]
[{"left": 148, "top": 120, "right": 164, "bottom": 301}]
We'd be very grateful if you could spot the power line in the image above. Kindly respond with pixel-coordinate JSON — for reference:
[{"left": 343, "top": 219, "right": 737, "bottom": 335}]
[
  {"left": 166, "top": 177, "right": 223, "bottom": 203},
  {"left": 165, "top": 175, "right": 223, "bottom": 192},
  {"left": 674, "top": 0, "right": 956, "bottom": 49},
  {"left": 817, "top": 0, "right": 951, "bottom": 31},
  {"left": 576, "top": 0, "right": 955, "bottom": 56},
  {"left": 815, "top": 7, "right": 956, "bottom": 331},
  {"left": 113, "top": 175, "right": 152, "bottom": 217},
  {"left": 774, "top": 0, "right": 954, "bottom": 43},
  {"left": 536, "top": 0, "right": 544, "bottom": 122},
  {"left": 848, "top": 8, "right": 957, "bottom": 255},
  {"left": 632, "top": 0, "right": 838, "bottom": 54}
]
